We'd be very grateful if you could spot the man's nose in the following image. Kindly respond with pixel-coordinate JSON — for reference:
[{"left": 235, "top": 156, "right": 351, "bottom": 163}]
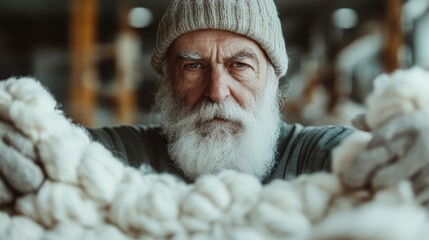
[{"left": 205, "top": 67, "right": 230, "bottom": 103}]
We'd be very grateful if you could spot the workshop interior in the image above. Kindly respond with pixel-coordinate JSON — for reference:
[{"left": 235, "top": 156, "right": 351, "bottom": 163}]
[{"left": 0, "top": 0, "right": 427, "bottom": 127}]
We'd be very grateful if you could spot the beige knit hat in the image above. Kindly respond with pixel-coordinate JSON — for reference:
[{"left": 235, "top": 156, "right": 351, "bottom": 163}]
[{"left": 151, "top": 0, "right": 288, "bottom": 78}]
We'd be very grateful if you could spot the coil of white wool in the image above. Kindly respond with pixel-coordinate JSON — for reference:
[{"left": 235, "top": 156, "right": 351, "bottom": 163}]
[
  {"left": 292, "top": 172, "right": 342, "bottom": 222},
  {"left": 181, "top": 177, "right": 230, "bottom": 223},
  {"left": 0, "top": 212, "right": 9, "bottom": 238},
  {"left": 250, "top": 201, "right": 310, "bottom": 239},
  {"left": 1, "top": 72, "right": 429, "bottom": 239},
  {"left": 180, "top": 171, "right": 268, "bottom": 237},
  {"left": 16, "top": 181, "right": 102, "bottom": 227},
  {"left": 38, "top": 124, "right": 91, "bottom": 184},
  {"left": 226, "top": 227, "right": 268, "bottom": 240},
  {"left": 310, "top": 203, "right": 427, "bottom": 240},
  {"left": 77, "top": 141, "right": 125, "bottom": 205},
  {"left": 326, "top": 190, "right": 371, "bottom": 216},
  {"left": 181, "top": 171, "right": 266, "bottom": 237},
  {"left": 182, "top": 174, "right": 231, "bottom": 221},
  {"left": 0, "top": 77, "right": 68, "bottom": 142},
  {"left": 365, "top": 67, "right": 429, "bottom": 129},
  {"left": 331, "top": 130, "right": 373, "bottom": 176},
  {"left": 216, "top": 170, "right": 263, "bottom": 223},
  {"left": 316, "top": 181, "right": 420, "bottom": 240},
  {"left": 372, "top": 181, "right": 415, "bottom": 205},
  {"left": 248, "top": 179, "right": 310, "bottom": 239},
  {"left": 0, "top": 178, "right": 13, "bottom": 203},
  {"left": 309, "top": 181, "right": 422, "bottom": 240},
  {"left": 42, "top": 222, "right": 130, "bottom": 240},
  {"left": 0, "top": 212, "right": 45, "bottom": 240},
  {"left": 180, "top": 175, "right": 241, "bottom": 236},
  {"left": 0, "top": 120, "right": 38, "bottom": 160},
  {"left": 108, "top": 168, "right": 186, "bottom": 237},
  {"left": 0, "top": 77, "right": 56, "bottom": 112}
]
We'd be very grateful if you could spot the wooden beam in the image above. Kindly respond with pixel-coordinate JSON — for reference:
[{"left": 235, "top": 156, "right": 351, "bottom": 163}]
[
  {"left": 383, "top": 0, "right": 403, "bottom": 73},
  {"left": 69, "top": 0, "right": 98, "bottom": 126}
]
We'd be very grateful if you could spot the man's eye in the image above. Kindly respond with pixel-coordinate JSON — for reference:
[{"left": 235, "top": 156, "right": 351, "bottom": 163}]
[
  {"left": 231, "top": 62, "right": 248, "bottom": 69},
  {"left": 184, "top": 63, "right": 202, "bottom": 70}
]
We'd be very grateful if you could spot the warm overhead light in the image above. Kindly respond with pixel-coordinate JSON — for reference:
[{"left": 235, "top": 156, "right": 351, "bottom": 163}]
[
  {"left": 332, "top": 8, "right": 359, "bottom": 29},
  {"left": 128, "top": 7, "right": 153, "bottom": 28}
]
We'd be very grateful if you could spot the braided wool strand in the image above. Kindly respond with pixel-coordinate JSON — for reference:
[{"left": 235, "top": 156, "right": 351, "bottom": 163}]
[{"left": 0, "top": 73, "right": 428, "bottom": 239}]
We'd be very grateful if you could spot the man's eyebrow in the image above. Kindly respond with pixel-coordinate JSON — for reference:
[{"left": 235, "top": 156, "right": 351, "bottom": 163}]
[
  {"left": 226, "top": 49, "right": 259, "bottom": 63},
  {"left": 175, "top": 49, "right": 260, "bottom": 63},
  {"left": 176, "top": 51, "right": 203, "bottom": 61}
]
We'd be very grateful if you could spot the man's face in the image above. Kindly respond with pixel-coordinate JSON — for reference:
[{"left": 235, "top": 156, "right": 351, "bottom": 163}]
[
  {"left": 168, "top": 29, "right": 271, "bottom": 109},
  {"left": 156, "top": 29, "right": 280, "bottom": 180}
]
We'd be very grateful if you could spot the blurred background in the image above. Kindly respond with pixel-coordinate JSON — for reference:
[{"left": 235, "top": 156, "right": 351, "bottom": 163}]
[{"left": 0, "top": 0, "right": 428, "bottom": 128}]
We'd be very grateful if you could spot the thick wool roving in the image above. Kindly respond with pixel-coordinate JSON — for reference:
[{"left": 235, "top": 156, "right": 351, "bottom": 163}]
[
  {"left": 365, "top": 67, "right": 429, "bottom": 130},
  {"left": 0, "top": 70, "right": 429, "bottom": 239}
]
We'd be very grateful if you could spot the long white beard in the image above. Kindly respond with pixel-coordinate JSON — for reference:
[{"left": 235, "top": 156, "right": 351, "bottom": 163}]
[{"left": 155, "top": 70, "right": 281, "bottom": 180}]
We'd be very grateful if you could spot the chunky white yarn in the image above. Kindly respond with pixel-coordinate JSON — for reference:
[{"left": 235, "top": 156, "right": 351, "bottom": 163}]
[
  {"left": 0, "top": 212, "right": 45, "bottom": 240},
  {"left": 38, "top": 126, "right": 90, "bottom": 184},
  {"left": 331, "top": 130, "right": 373, "bottom": 175},
  {"left": 331, "top": 68, "right": 429, "bottom": 180},
  {"left": 0, "top": 77, "right": 70, "bottom": 142},
  {"left": 16, "top": 181, "right": 103, "bottom": 227},
  {"left": 78, "top": 141, "right": 124, "bottom": 205},
  {"left": 0, "top": 71, "right": 429, "bottom": 239},
  {"left": 108, "top": 170, "right": 186, "bottom": 237},
  {"left": 43, "top": 222, "right": 130, "bottom": 240},
  {"left": 365, "top": 67, "right": 429, "bottom": 129},
  {"left": 311, "top": 203, "right": 427, "bottom": 240}
]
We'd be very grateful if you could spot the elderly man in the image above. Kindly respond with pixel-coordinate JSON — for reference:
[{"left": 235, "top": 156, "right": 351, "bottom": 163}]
[
  {"left": 88, "top": 0, "right": 352, "bottom": 183},
  {"left": 1, "top": 0, "right": 427, "bottom": 204}
]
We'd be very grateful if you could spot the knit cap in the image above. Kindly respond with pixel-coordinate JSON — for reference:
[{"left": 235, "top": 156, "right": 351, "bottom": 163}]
[{"left": 151, "top": 0, "right": 288, "bottom": 78}]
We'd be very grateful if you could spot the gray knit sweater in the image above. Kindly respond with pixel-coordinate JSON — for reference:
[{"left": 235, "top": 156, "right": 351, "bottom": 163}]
[{"left": 88, "top": 122, "right": 353, "bottom": 184}]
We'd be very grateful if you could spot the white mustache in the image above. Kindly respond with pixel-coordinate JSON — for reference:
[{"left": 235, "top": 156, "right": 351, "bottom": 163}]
[{"left": 192, "top": 99, "right": 253, "bottom": 126}]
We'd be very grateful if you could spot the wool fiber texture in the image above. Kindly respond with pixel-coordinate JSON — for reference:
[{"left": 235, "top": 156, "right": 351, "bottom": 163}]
[
  {"left": 1, "top": 71, "right": 429, "bottom": 239},
  {"left": 365, "top": 67, "right": 429, "bottom": 129}
]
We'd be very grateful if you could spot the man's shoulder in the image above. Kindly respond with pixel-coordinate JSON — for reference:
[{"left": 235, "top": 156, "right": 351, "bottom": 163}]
[
  {"left": 105, "top": 123, "right": 162, "bottom": 133},
  {"left": 264, "top": 121, "right": 355, "bottom": 183},
  {"left": 277, "top": 121, "right": 355, "bottom": 158},
  {"left": 278, "top": 121, "right": 354, "bottom": 142},
  {"left": 89, "top": 124, "right": 163, "bottom": 140},
  {"left": 87, "top": 124, "right": 167, "bottom": 167}
]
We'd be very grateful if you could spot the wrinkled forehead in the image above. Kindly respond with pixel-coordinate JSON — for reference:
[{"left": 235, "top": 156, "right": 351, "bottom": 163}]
[{"left": 168, "top": 29, "right": 269, "bottom": 63}]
